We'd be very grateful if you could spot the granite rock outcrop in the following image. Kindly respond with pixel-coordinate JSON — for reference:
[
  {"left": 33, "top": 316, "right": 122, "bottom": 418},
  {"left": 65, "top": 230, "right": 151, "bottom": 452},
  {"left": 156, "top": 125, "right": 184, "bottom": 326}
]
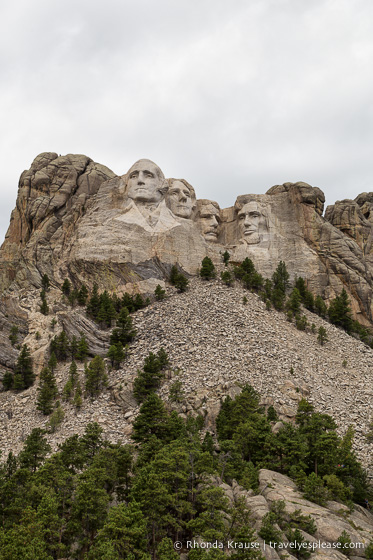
[{"left": 2, "top": 154, "right": 373, "bottom": 327}]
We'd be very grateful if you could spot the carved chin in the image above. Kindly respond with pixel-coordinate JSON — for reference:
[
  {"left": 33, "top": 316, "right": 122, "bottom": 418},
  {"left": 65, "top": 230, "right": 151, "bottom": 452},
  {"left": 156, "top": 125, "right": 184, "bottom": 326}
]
[
  {"left": 204, "top": 231, "right": 218, "bottom": 242},
  {"left": 243, "top": 232, "right": 260, "bottom": 244}
]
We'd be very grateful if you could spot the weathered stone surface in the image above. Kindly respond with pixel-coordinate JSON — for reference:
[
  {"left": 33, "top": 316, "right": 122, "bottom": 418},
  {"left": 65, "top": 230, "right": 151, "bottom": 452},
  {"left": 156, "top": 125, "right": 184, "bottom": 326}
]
[
  {"left": 1, "top": 155, "right": 373, "bottom": 327},
  {"left": 3, "top": 155, "right": 373, "bottom": 326}
]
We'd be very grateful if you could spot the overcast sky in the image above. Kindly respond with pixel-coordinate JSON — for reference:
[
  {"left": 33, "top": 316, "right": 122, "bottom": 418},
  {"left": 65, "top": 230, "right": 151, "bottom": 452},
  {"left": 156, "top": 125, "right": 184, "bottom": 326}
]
[{"left": 1, "top": 0, "right": 373, "bottom": 243}]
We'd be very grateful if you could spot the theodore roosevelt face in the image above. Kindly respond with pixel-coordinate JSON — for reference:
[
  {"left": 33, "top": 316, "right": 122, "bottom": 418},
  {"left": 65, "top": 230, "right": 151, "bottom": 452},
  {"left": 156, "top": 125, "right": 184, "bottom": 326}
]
[
  {"left": 126, "top": 160, "right": 165, "bottom": 204},
  {"left": 198, "top": 202, "right": 221, "bottom": 242}
]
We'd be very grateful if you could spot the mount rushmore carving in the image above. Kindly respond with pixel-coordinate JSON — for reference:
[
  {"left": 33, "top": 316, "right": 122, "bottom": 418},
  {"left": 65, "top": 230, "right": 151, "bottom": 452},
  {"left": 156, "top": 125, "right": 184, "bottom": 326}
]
[{"left": 1, "top": 152, "right": 373, "bottom": 327}]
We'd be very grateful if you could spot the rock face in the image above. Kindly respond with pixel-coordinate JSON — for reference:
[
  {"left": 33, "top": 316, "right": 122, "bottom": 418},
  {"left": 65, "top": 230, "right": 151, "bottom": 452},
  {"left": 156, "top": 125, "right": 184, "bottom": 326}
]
[{"left": 2, "top": 154, "right": 373, "bottom": 326}]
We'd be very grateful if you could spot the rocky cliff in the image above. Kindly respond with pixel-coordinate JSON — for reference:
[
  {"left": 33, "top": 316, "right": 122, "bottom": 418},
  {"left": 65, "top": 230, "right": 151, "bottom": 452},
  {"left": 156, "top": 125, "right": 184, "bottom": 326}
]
[{"left": 2, "top": 153, "right": 373, "bottom": 325}]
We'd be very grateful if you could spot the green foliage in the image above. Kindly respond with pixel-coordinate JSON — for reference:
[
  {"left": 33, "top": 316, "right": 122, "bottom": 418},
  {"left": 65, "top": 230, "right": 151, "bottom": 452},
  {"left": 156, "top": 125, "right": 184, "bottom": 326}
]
[
  {"left": 77, "top": 284, "right": 88, "bottom": 305},
  {"left": 295, "top": 314, "right": 308, "bottom": 331},
  {"left": 133, "top": 349, "right": 170, "bottom": 404},
  {"left": 169, "top": 264, "right": 190, "bottom": 293},
  {"left": 169, "top": 380, "right": 185, "bottom": 403},
  {"left": 0, "top": 380, "right": 368, "bottom": 560},
  {"left": 41, "top": 274, "right": 50, "bottom": 291},
  {"left": 328, "top": 288, "right": 353, "bottom": 333},
  {"left": 234, "top": 258, "right": 263, "bottom": 292},
  {"left": 107, "top": 342, "right": 127, "bottom": 369},
  {"left": 13, "top": 344, "right": 34, "bottom": 390},
  {"left": 8, "top": 325, "right": 18, "bottom": 346},
  {"left": 315, "top": 295, "right": 328, "bottom": 317},
  {"left": 49, "top": 401, "right": 65, "bottom": 433},
  {"left": 272, "top": 261, "right": 289, "bottom": 295},
  {"left": 287, "top": 287, "right": 301, "bottom": 316},
  {"left": 61, "top": 278, "right": 71, "bottom": 295},
  {"left": 221, "top": 270, "right": 233, "bottom": 286},
  {"left": 85, "top": 356, "right": 108, "bottom": 398},
  {"left": 154, "top": 284, "right": 166, "bottom": 301},
  {"left": 39, "top": 295, "right": 49, "bottom": 316},
  {"left": 222, "top": 250, "right": 230, "bottom": 266},
  {"left": 317, "top": 326, "right": 328, "bottom": 345},
  {"left": 267, "top": 405, "right": 278, "bottom": 422},
  {"left": 200, "top": 256, "right": 216, "bottom": 280},
  {"left": 73, "top": 380, "right": 83, "bottom": 409},
  {"left": 19, "top": 428, "right": 51, "bottom": 472},
  {"left": 303, "top": 473, "right": 330, "bottom": 506},
  {"left": 337, "top": 530, "right": 353, "bottom": 557},
  {"left": 110, "top": 307, "right": 136, "bottom": 346},
  {"left": 258, "top": 512, "right": 282, "bottom": 544},
  {"left": 289, "top": 509, "right": 317, "bottom": 535},
  {"left": 365, "top": 541, "right": 373, "bottom": 559},
  {"left": 285, "top": 527, "right": 311, "bottom": 559},
  {"left": 242, "top": 296, "right": 248, "bottom": 305},
  {"left": 76, "top": 334, "right": 89, "bottom": 361},
  {"left": 49, "top": 330, "right": 70, "bottom": 361},
  {"left": 36, "top": 367, "right": 58, "bottom": 415}
]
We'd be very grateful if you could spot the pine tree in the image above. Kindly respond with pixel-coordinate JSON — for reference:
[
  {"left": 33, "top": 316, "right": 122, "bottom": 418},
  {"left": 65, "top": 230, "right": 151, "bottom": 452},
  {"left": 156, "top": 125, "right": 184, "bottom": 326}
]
[
  {"left": 328, "top": 288, "right": 353, "bottom": 333},
  {"left": 70, "top": 335, "right": 78, "bottom": 359},
  {"left": 19, "top": 428, "right": 51, "bottom": 472},
  {"left": 77, "top": 284, "right": 88, "bottom": 305},
  {"left": 287, "top": 288, "right": 301, "bottom": 316},
  {"left": 132, "top": 393, "right": 171, "bottom": 443},
  {"left": 221, "top": 270, "right": 233, "bottom": 286},
  {"left": 84, "top": 356, "right": 107, "bottom": 398},
  {"left": 41, "top": 274, "right": 50, "bottom": 291},
  {"left": 48, "top": 351, "right": 58, "bottom": 372},
  {"left": 86, "top": 283, "right": 100, "bottom": 320},
  {"left": 317, "top": 326, "right": 328, "bottom": 346},
  {"left": 110, "top": 307, "right": 136, "bottom": 346},
  {"left": 40, "top": 296, "right": 49, "bottom": 316},
  {"left": 272, "top": 261, "right": 290, "bottom": 294},
  {"left": 174, "top": 273, "right": 189, "bottom": 292},
  {"left": 36, "top": 367, "right": 58, "bottom": 415},
  {"left": 76, "top": 335, "right": 89, "bottom": 361},
  {"left": 9, "top": 325, "right": 18, "bottom": 346},
  {"left": 61, "top": 279, "right": 71, "bottom": 296},
  {"left": 49, "top": 401, "right": 65, "bottom": 433},
  {"left": 107, "top": 342, "right": 126, "bottom": 369},
  {"left": 222, "top": 250, "right": 230, "bottom": 266},
  {"left": 200, "top": 256, "right": 216, "bottom": 280},
  {"left": 13, "top": 344, "right": 34, "bottom": 390},
  {"left": 315, "top": 295, "right": 327, "bottom": 317},
  {"left": 154, "top": 284, "right": 166, "bottom": 301},
  {"left": 73, "top": 380, "right": 83, "bottom": 409},
  {"left": 170, "top": 265, "right": 179, "bottom": 285}
]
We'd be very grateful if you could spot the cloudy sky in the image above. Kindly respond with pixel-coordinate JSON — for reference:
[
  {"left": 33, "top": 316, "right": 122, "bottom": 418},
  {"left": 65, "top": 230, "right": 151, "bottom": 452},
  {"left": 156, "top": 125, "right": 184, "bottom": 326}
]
[{"left": 1, "top": 0, "right": 373, "bottom": 243}]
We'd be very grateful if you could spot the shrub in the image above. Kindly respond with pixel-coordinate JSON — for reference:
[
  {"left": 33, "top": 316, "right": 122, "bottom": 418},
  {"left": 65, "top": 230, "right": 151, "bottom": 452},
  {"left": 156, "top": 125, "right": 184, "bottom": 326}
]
[{"left": 200, "top": 256, "right": 216, "bottom": 280}]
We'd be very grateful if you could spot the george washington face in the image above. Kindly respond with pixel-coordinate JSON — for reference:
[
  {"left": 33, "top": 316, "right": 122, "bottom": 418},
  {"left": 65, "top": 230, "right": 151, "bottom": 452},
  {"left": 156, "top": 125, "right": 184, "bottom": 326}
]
[{"left": 126, "top": 160, "right": 165, "bottom": 204}]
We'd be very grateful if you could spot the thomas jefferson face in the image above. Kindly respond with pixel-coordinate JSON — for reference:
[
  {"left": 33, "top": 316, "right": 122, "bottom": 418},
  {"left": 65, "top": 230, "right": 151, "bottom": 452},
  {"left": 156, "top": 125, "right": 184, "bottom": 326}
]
[
  {"left": 198, "top": 203, "right": 220, "bottom": 242},
  {"left": 237, "top": 201, "right": 265, "bottom": 244},
  {"left": 167, "top": 180, "right": 195, "bottom": 218},
  {"left": 126, "top": 160, "right": 164, "bottom": 204}
]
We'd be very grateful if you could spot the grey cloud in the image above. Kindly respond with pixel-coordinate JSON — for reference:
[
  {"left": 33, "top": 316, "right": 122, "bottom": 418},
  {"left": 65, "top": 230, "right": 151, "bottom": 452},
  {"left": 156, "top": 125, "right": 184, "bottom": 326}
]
[{"left": 1, "top": 0, "right": 373, "bottom": 243}]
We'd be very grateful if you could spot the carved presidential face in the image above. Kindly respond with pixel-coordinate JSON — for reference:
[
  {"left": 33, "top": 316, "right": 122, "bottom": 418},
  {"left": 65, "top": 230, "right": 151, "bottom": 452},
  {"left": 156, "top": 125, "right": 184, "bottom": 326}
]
[
  {"left": 237, "top": 201, "right": 265, "bottom": 244},
  {"left": 126, "top": 160, "right": 165, "bottom": 204},
  {"left": 197, "top": 202, "right": 221, "bottom": 242},
  {"left": 167, "top": 180, "right": 195, "bottom": 219}
]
